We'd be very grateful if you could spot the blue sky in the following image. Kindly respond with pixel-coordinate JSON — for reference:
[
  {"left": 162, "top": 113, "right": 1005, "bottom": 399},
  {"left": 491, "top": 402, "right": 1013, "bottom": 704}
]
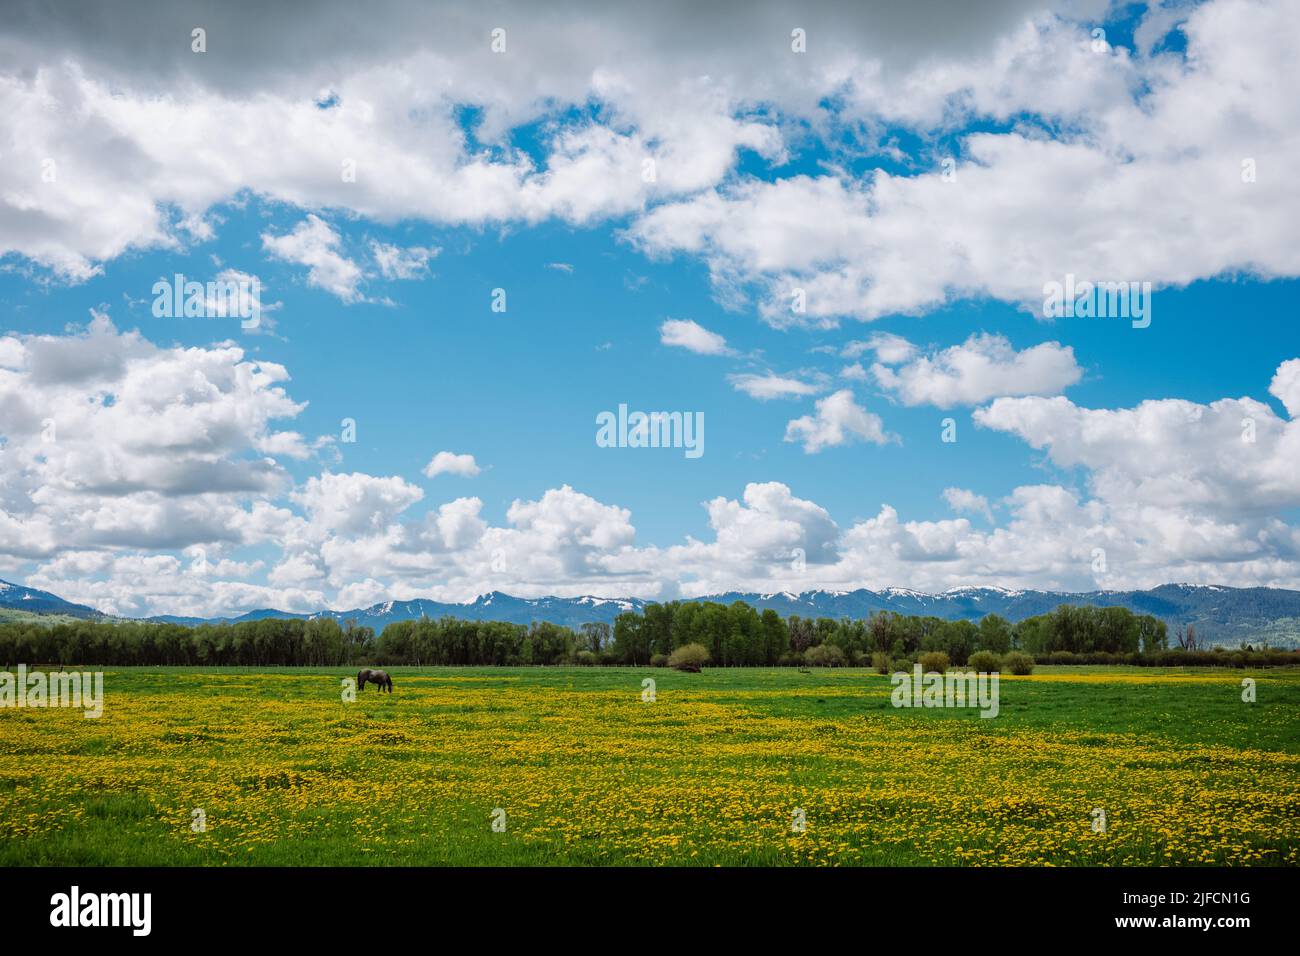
[
  {"left": 6, "top": 202, "right": 1296, "bottom": 542},
  {"left": 1, "top": 0, "right": 1298, "bottom": 616}
]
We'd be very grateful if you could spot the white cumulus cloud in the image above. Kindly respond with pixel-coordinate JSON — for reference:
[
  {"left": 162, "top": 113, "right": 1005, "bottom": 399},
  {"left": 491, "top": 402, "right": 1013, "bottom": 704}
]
[
  {"left": 659, "top": 319, "right": 732, "bottom": 356},
  {"left": 729, "top": 372, "right": 820, "bottom": 400},
  {"left": 784, "top": 389, "right": 895, "bottom": 453},
  {"left": 262, "top": 215, "right": 365, "bottom": 303},
  {"left": 871, "top": 333, "right": 1082, "bottom": 407},
  {"left": 423, "top": 451, "right": 481, "bottom": 479}
]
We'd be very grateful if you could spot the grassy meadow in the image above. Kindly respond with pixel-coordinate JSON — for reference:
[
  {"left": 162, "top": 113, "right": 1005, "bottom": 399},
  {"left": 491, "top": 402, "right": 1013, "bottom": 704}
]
[{"left": 1, "top": 665, "right": 1297, "bottom": 866}]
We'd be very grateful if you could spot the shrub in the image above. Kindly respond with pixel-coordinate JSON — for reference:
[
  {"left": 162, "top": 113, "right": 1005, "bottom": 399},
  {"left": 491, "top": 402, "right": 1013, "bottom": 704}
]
[
  {"left": 1003, "top": 650, "right": 1035, "bottom": 675},
  {"left": 890, "top": 658, "right": 911, "bottom": 674},
  {"left": 667, "top": 643, "right": 710, "bottom": 672},
  {"left": 1048, "top": 650, "right": 1078, "bottom": 665},
  {"left": 575, "top": 650, "right": 598, "bottom": 666},
  {"left": 871, "top": 650, "right": 891, "bottom": 674},
  {"left": 805, "top": 644, "right": 847, "bottom": 667},
  {"left": 967, "top": 650, "right": 1001, "bottom": 673},
  {"left": 918, "top": 651, "right": 950, "bottom": 674},
  {"left": 778, "top": 651, "right": 805, "bottom": 667},
  {"left": 649, "top": 653, "right": 668, "bottom": 668}
]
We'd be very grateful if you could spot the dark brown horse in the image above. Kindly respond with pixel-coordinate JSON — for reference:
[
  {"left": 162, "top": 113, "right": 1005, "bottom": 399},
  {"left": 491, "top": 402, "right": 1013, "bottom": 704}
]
[{"left": 357, "top": 668, "right": 393, "bottom": 693}]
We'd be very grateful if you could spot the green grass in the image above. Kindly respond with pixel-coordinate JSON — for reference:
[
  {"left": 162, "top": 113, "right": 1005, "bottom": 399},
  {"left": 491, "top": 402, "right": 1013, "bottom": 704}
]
[{"left": 1, "top": 665, "right": 1297, "bottom": 866}]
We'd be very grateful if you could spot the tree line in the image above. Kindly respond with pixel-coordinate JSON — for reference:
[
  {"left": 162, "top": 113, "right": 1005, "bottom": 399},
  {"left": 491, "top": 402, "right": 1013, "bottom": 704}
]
[
  {"left": 603, "top": 600, "right": 1175, "bottom": 666},
  {"left": 0, "top": 599, "right": 1294, "bottom": 668}
]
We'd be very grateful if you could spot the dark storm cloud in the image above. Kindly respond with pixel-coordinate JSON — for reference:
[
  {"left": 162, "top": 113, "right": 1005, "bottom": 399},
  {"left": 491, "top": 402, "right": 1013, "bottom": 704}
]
[{"left": 1, "top": 0, "right": 1067, "bottom": 96}]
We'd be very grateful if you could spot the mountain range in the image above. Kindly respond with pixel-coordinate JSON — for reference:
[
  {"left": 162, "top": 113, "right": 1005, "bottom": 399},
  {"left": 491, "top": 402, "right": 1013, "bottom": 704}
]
[{"left": 2, "top": 578, "right": 1299, "bottom": 646}]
